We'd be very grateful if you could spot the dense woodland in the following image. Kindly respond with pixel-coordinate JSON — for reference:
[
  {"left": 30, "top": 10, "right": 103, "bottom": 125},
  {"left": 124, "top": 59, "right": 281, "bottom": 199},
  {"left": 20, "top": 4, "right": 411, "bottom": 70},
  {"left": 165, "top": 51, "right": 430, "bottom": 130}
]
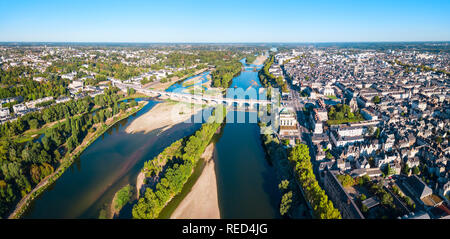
[
  {"left": 43, "top": 56, "right": 147, "bottom": 82},
  {"left": 0, "top": 67, "right": 70, "bottom": 101},
  {"left": 132, "top": 107, "right": 225, "bottom": 219},
  {"left": 155, "top": 50, "right": 247, "bottom": 89},
  {"left": 0, "top": 87, "right": 138, "bottom": 218},
  {"left": 211, "top": 61, "right": 242, "bottom": 88}
]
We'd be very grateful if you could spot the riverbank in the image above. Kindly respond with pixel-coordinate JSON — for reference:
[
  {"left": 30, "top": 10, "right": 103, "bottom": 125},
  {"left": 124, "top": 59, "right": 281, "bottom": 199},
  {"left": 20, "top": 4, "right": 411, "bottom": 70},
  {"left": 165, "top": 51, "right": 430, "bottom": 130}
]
[
  {"left": 146, "top": 68, "right": 209, "bottom": 91},
  {"left": 132, "top": 107, "right": 224, "bottom": 219},
  {"left": 125, "top": 101, "right": 202, "bottom": 134},
  {"left": 259, "top": 127, "right": 313, "bottom": 219},
  {"left": 8, "top": 101, "right": 148, "bottom": 219},
  {"left": 136, "top": 171, "right": 146, "bottom": 199},
  {"left": 182, "top": 74, "right": 204, "bottom": 87},
  {"left": 170, "top": 143, "right": 220, "bottom": 219},
  {"left": 110, "top": 184, "right": 133, "bottom": 218}
]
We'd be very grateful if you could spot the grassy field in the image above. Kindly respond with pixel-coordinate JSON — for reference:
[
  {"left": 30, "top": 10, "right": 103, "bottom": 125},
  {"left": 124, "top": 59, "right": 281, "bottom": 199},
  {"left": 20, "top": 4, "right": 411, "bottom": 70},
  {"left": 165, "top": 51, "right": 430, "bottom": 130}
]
[
  {"left": 327, "top": 117, "right": 364, "bottom": 125},
  {"left": 326, "top": 95, "right": 338, "bottom": 100}
]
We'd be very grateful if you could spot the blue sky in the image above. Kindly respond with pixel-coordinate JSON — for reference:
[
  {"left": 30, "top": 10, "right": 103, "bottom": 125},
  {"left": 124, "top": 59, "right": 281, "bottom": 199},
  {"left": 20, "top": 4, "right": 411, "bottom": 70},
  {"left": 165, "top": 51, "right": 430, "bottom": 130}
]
[{"left": 0, "top": 0, "right": 449, "bottom": 42}]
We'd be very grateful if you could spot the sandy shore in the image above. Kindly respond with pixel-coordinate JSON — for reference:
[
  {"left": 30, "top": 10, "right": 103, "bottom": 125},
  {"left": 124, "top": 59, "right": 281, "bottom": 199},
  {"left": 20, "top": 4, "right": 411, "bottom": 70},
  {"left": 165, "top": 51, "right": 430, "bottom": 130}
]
[
  {"left": 253, "top": 55, "right": 268, "bottom": 65},
  {"left": 182, "top": 74, "right": 203, "bottom": 87},
  {"left": 125, "top": 101, "right": 202, "bottom": 134},
  {"left": 136, "top": 171, "right": 145, "bottom": 199},
  {"left": 170, "top": 143, "right": 220, "bottom": 219},
  {"left": 144, "top": 80, "right": 174, "bottom": 91}
]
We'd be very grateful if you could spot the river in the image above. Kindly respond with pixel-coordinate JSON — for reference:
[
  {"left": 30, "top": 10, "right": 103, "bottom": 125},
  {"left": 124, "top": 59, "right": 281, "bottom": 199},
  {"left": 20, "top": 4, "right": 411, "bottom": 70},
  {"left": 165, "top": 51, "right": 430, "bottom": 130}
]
[
  {"left": 23, "top": 100, "right": 205, "bottom": 218},
  {"left": 215, "top": 111, "right": 281, "bottom": 218},
  {"left": 23, "top": 57, "right": 281, "bottom": 219},
  {"left": 217, "top": 58, "right": 280, "bottom": 218}
]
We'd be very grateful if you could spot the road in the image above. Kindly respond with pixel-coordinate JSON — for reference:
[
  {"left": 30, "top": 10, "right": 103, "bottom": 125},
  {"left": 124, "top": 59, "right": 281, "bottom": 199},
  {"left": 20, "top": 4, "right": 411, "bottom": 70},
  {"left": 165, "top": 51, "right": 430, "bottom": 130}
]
[{"left": 280, "top": 66, "right": 314, "bottom": 142}]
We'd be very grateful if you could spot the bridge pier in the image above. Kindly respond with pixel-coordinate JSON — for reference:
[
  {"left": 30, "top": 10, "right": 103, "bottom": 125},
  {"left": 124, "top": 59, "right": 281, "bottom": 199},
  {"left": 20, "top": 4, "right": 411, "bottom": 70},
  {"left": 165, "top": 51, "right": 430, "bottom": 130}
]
[
  {"left": 159, "top": 94, "right": 169, "bottom": 100},
  {"left": 109, "top": 80, "right": 273, "bottom": 108}
]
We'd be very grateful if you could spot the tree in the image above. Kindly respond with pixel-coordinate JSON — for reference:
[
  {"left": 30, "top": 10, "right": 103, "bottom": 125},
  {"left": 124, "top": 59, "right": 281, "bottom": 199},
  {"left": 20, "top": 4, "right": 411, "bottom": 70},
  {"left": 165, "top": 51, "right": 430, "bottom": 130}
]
[
  {"left": 41, "top": 136, "right": 51, "bottom": 151},
  {"left": 361, "top": 204, "right": 369, "bottom": 213},
  {"left": 65, "top": 115, "right": 71, "bottom": 133},
  {"left": 66, "top": 136, "right": 77, "bottom": 152},
  {"left": 385, "top": 164, "right": 395, "bottom": 176},
  {"left": 372, "top": 95, "right": 381, "bottom": 104},
  {"left": 0, "top": 182, "right": 17, "bottom": 216},
  {"left": 115, "top": 185, "right": 133, "bottom": 211},
  {"left": 30, "top": 164, "right": 41, "bottom": 184},
  {"left": 381, "top": 193, "right": 393, "bottom": 206},
  {"left": 289, "top": 144, "right": 341, "bottom": 219},
  {"left": 129, "top": 100, "right": 138, "bottom": 107},
  {"left": 326, "top": 151, "right": 334, "bottom": 160},
  {"left": 402, "top": 164, "right": 410, "bottom": 175},
  {"left": 278, "top": 180, "right": 289, "bottom": 191},
  {"left": 280, "top": 191, "right": 293, "bottom": 216},
  {"left": 360, "top": 194, "right": 367, "bottom": 201},
  {"left": 374, "top": 128, "right": 381, "bottom": 139},
  {"left": 362, "top": 175, "right": 371, "bottom": 184},
  {"left": 336, "top": 174, "right": 355, "bottom": 187},
  {"left": 119, "top": 102, "right": 127, "bottom": 112},
  {"left": 54, "top": 149, "right": 61, "bottom": 161},
  {"left": 29, "top": 119, "right": 40, "bottom": 129},
  {"left": 113, "top": 102, "right": 119, "bottom": 115},
  {"left": 335, "top": 112, "right": 344, "bottom": 120},
  {"left": 127, "top": 88, "right": 136, "bottom": 96},
  {"left": 412, "top": 166, "right": 420, "bottom": 175}
]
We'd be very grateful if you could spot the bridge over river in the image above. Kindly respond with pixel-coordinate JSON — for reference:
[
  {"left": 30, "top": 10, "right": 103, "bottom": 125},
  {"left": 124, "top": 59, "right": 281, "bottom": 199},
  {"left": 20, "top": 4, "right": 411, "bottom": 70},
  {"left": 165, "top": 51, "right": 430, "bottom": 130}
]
[{"left": 111, "top": 79, "right": 274, "bottom": 108}]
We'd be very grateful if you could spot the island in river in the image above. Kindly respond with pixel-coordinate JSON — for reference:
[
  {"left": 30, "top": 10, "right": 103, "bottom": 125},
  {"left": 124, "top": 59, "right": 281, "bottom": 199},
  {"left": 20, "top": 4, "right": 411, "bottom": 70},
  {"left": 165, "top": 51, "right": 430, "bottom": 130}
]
[{"left": 170, "top": 143, "right": 220, "bottom": 219}]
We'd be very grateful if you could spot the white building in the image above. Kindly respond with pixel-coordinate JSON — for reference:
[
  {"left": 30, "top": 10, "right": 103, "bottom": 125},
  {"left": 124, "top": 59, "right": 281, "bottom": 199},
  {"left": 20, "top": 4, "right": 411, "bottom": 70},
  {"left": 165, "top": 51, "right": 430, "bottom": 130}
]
[
  {"left": 13, "top": 104, "right": 28, "bottom": 115},
  {"left": 69, "top": 80, "right": 84, "bottom": 89},
  {"left": 0, "top": 107, "right": 10, "bottom": 118},
  {"left": 321, "top": 86, "right": 335, "bottom": 96},
  {"left": 55, "top": 96, "right": 71, "bottom": 104},
  {"left": 376, "top": 154, "right": 399, "bottom": 168},
  {"left": 337, "top": 126, "right": 364, "bottom": 137},
  {"left": 61, "top": 71, "right": 77, "bottom": 80},
  {"left": 384, "top": 134, "right": 395, "bottom": 151},
  {"left": 361, "top": 108, "right": 379, "bottom": 120},
  {"left": 278, "top": 107, "right": 300, "bottom": 139},
  {"left": 411, "top": 100, "right": 427, "bottom": 111},
  {"left": 25, "top": 96, "right": 53, "bottom": 108}
]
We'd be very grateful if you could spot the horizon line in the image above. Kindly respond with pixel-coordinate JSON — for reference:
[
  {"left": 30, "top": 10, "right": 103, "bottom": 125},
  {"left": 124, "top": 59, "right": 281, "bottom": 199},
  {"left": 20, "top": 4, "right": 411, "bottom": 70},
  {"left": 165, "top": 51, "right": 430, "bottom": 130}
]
[{"left": 1, "top": 40, "right": 449, "bottom": 44}]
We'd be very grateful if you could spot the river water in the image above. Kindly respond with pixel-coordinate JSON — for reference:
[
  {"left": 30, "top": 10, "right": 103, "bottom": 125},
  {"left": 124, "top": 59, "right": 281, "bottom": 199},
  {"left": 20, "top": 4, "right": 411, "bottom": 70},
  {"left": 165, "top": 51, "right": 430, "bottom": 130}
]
[{"left": 23, "top": 58, "right": 281, "bottom": 219}]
